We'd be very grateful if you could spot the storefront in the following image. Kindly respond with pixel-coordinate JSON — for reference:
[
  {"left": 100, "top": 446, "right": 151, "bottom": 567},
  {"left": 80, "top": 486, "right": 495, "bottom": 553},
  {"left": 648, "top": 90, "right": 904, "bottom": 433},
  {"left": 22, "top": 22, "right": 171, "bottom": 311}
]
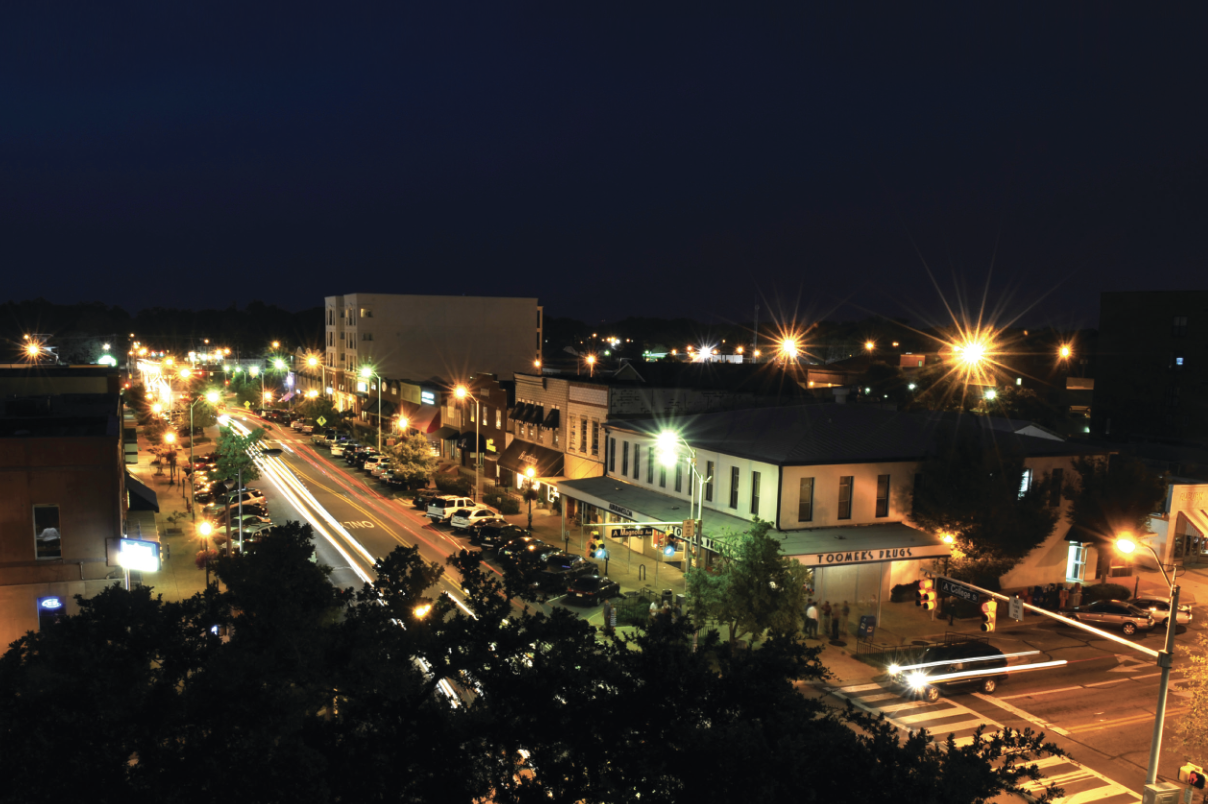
[
  {"left": 556, "top": 476, "right": 753, "bottom": 568},
  {"left": 781, "top": 524, "right": 951, "bottom": 641}
]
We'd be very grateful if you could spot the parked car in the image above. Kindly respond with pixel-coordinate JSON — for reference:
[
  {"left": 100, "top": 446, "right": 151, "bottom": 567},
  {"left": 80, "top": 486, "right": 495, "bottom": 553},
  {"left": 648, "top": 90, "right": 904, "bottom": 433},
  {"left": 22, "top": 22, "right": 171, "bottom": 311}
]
[
  {"left": 311, "top": 432, "right": 328, "bottom": 445},
  {"left": 426, "top": 496, "right": 477, "bottom": 522},
  {"left": 462, "top": 517, "right": 510, "bottom": 539},
  {"left": 532, "top": 552, "right": 596, "bottom": 592},
  {"left": 1129, "top": 596, "right": 1193, "bottom": 626},
  {"left": 450, "top": 507, "right": 502, "bottom": 532},
  {"left": 330, "top": 442, "right": 348, "bottom": 457},
  {"left": 221, "top": 489, "right": 267, "bottom": 507},
  {"left": 471, "top": 523, "right": 529, "bottom": 552},
  {"left": 290, "top": 419, "right": 305, "bottom": 430},
  {"left": 887, "top": 640, "right": 1008, "bottom": 702},
  {"left": 222, "top": 513, "right": 273, "bottom": 532},
  {"left": 361, "top": 456, "right": 383, "bottom": 473},
  {"left": 565, "top": 574, "right": 621, "bottom": 605},
  {"left": 412, "top": 488, "right": 443, "bottom": 508},
  {"left": 301, "top": 424, "right": 314, "bottom": 435},
  {"left": 496, "top": 536, "right": 557, "bottom": 566},
  {"left": 1064, "top": 599, "right": 1156, "bottom": 635},
  {"left": 371, "top": 460, "right": 394, "bottom": 478}
]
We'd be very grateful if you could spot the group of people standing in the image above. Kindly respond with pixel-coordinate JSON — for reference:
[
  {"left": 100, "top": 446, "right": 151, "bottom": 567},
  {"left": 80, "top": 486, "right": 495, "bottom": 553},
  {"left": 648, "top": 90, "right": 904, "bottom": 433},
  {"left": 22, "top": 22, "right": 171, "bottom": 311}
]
[{"left": 803, "top": 599, "right": 850, "bottom": 641}]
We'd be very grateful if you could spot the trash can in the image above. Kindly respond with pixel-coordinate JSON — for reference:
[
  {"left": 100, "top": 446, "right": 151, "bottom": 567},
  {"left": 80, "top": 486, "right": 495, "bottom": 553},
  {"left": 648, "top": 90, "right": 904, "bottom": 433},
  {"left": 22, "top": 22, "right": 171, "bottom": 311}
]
[{"left": 661, "top": 588, "right": 674, "bottom": 604}]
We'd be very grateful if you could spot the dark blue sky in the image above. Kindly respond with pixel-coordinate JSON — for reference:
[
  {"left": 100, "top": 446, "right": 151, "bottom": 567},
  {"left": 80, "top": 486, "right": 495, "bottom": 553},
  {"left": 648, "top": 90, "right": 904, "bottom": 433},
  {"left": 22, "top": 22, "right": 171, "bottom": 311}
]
[{"left": 3, "top": 4, "right": 1205, "bottom": 331}]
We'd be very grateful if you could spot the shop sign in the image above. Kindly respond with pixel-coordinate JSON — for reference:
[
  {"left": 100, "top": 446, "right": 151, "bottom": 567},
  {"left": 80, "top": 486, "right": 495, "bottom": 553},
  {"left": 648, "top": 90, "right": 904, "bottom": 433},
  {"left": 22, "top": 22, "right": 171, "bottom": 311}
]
[
  {"left": 421, "top": 390, "right": 436, "bottom": 405},
  {"left": 809, "top": 547, "right": 917, "bottom": 565},
  {"left": 486, "top": 438, "right": 496, "bottom": 453},
  {"left": 608, "top": 503, "right": 635, "bottom": 518}
]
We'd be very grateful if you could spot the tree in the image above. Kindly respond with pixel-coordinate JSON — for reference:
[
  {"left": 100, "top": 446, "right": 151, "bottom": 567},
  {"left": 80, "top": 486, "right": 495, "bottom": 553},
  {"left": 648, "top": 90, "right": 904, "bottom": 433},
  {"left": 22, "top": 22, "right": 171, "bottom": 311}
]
[
  {"left": 187, "top": 398, "right": 219, "bottom": 433},
  {"left": 213, "top": 422, "right": 265, "bottom": 485},
  {"left": 686, "top": 520, "right": 810, "bottom": 645},
  {"left": 0, "top": 524, "right": 1070, "bottom": 804},
  {"left": 386, "top": 431, "right": 437, "bottom": 487},
  {"left": 1065, "top": 454, "right": 1166, "bottom": 542},
  {"left": 911, "top": 430, "right": 1060, "bottom": 586}
]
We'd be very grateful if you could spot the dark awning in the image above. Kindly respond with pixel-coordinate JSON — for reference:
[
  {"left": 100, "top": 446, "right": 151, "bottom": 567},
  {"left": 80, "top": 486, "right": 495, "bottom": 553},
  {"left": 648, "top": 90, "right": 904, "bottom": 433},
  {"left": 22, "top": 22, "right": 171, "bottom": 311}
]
[
  {"left": 498, "top": 440, "right": 564, "bottom": 478},
  {"left": 459, "top": 432, "right": 488, "bottom": 450},
  {"left": 433, "top": 426, "right": 460, "bottom": 440},
  {"left": 510, "top": 403, "right": 530, "bottom": 423},
  {"left": 526, "top": 404, "right": 546, "bottom": 424},
  {"left": 542, "top": 408, "right": 560, "bottom": 429},
  {"left": 126, "top": 473, "right": 160, "bottom": 513}
]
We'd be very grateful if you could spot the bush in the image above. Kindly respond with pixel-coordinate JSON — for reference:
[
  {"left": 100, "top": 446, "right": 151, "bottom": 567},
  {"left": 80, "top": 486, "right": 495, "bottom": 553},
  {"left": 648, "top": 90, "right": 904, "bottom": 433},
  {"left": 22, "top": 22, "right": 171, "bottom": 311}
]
[
  {"left": 1083, "top": 582, "right": 1132, "bottom": 603},
  {"left": 485, "top": 493, "right": 520, "bottom": 515},
  {"left": 434, "top": 475, "right": 472, "bottom": 496},
  {"left": 890, "top": 581, "right": 918, "bottom": 603}
]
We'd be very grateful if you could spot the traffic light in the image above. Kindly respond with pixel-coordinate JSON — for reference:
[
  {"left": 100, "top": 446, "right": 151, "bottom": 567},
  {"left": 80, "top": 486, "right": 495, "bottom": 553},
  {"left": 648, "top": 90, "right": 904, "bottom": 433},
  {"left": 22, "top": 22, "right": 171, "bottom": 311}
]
[
  {"left": 916, "top": 579, "right": 936, "bottom": 608},
  {"left": 981, "top": 599, "right": 997, "bottom": 632},
  {"left": 1180, "top": 763, "right": 1206, "bottom": 789}
]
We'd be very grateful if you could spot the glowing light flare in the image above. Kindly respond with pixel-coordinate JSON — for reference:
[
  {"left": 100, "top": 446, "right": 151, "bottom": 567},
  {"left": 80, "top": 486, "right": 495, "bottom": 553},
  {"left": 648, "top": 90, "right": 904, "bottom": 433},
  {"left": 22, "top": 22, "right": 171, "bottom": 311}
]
[
  {"left": 205, "top": 390, "right": 220, "bottom": 404},
  {"left": 163, "top": 432, "right": 176, "bottom": 444},
  {"left": 864, "top": 340, "right": 875, "bottom": 351},
  {"left": 1059, "top": 344, "right": 1072, "bottom": 359},
  {"left": 780, "top": 339, "right": 799, "bottom": 359},
  {"left": 890, "top": 650, "right": 1039, "bottom": 674},
  {"left": 922, "top": 659, "right": 1068, "bottom": 684},
  {"left": 396, "top": 416, "right": 409, "bottom": 430},
  {"left": 454, "top": 385, "right": 468, "bottom": 399},
  {"left": 1115, "top": 534, "right": 1137, "bottom": 554}
]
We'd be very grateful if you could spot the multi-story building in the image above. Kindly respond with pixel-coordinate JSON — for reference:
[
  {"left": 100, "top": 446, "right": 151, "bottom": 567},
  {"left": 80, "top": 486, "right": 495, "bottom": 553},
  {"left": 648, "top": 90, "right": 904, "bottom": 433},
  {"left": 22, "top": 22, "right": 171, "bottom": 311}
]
[
  {"left": 555, "top": 404, "right": 1109, "bottom": 637},
  {"left": 0, "top": 366, "right": 134, "bottom": 648},
  {"left": 1095, "top": 290, "right": 1208, "bottom": 444},
  {"left": 322, "top": 293, "right": 542, "bottom": 418}
]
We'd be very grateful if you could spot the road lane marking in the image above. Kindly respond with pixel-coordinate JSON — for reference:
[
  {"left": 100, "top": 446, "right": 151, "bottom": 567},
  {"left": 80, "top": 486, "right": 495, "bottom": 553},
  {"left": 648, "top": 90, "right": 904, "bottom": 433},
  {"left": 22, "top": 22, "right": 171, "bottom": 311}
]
[
  {"left": 973, "top": 693, "right": 1070, "bottom": 736},
  {"left": 1066, "top": 706, "right": 1188, "bottom": 734}
]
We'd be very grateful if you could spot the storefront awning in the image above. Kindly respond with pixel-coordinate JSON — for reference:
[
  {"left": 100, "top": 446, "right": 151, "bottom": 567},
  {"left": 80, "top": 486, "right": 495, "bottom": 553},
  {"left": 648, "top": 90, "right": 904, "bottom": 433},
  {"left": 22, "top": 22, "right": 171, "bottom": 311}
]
[
  {"left": 499, "top": 440, "right": 564, "bottom": 478},
  {"left": 555, "top": 475, "right": 752, "bottom": 550},
  {"left": 510, "top": 403, "right": 530, "bottom": 423},
  {"left": 406, "top": 405, "right": 441, "bottom": 434},
  {"left": 779, "top": 523, "right": 950, "bottom": 567},
  {"left": 126, "top": 473, "right": 160, "bottom": 513},
  {"left": 543, "top": 408, "right": 561, "bottom": 429},
  {"left": 459, "top": 432, "right": 488, "bottom": 451},
  {"left": 433, "top": 426, "right": 460, "bottom": 440}
]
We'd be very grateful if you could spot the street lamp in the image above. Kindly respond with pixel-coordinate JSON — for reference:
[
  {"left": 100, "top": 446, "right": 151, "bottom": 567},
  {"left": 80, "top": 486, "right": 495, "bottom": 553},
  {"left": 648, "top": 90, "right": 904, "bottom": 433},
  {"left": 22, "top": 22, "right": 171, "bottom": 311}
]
[
  {"left": 188, "top": 390, "right": 221, "bottom": 520},
  {"left": 524, "top": 466, "right": 537, "bottom": 531},
  {"left": 454, "top": 384, "right": 481, "bottom": 502},
  {"left": 655, "top": 430, "right": 709, "bottom": 571},
  {"left": 586, "top": 355, "right": 596, "bottom": 377},
  {"left": 1059, "top": 344, "right": 1072, "bottom": 360},
  {"left": 864, "top": 340, "right": 875, "bottom": 352},
  {"left": 1115, "top": 533, "right": 1180, "bottom": 788},
  {"left": 360, "top": 365, "right": 382, "bottom": 453},
  {"left": 307, "top": 354, "right": 328, "bottom": 398}
]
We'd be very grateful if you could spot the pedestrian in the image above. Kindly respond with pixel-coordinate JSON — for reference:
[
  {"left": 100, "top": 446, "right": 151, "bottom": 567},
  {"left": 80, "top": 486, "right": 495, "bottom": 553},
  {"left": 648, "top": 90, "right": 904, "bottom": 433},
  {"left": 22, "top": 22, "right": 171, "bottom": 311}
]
[
  {"left": 649, "top": 599, "right": 659, "bottom": 621},
  {"left": 1058, "top": 583, "right": 1069, "bottom": 610},
  {"left": 805, "top": 600, "right": 818, "bottom": 639},
  {"left": 602, "top": 598, "right": 616, "bottom": 637},
  {"left": 821, "top": 600, "right": 833, "bottom": 639},
  {"left": 840, "top": 600, "right": 851, "bottom": 638},
  {"left": 660, "top": 599, "right": 672, "bottom": 619}
]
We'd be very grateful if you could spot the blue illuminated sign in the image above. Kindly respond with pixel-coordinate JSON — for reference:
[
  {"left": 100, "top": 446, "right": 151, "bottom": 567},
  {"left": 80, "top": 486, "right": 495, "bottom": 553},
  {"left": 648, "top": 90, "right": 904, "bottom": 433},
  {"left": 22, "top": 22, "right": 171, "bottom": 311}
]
[{"left": 39, "top": 596, "right": 63, "bottom": 610}]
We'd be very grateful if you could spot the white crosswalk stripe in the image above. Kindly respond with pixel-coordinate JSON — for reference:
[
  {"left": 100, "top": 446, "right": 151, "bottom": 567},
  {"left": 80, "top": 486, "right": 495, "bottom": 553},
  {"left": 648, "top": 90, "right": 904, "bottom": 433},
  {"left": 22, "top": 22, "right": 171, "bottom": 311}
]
[{"left": 828, "top": 683, "right": 1140, "bottom": 804}]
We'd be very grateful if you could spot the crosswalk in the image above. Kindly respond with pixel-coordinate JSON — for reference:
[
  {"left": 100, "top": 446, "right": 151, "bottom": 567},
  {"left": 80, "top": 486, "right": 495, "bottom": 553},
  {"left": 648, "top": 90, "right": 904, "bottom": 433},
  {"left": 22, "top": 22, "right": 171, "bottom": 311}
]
[{"left": 828, "top": 683, "right": 1141, "bottom": 804}]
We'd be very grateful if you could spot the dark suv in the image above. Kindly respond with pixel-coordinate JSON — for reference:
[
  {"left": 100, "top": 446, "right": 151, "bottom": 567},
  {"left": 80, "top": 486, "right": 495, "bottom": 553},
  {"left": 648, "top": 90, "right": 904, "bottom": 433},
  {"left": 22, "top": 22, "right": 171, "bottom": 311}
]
[
  {"left": 886, "top": 639, "right": 1007, "bottom": 702},
  {"left": 471, "top": 523, "right": 529, "bottom": 552}
]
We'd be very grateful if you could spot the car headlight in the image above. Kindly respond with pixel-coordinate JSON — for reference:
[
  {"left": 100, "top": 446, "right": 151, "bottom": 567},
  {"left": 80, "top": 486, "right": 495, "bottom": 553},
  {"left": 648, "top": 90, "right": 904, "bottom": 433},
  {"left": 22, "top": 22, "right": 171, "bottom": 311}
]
[
  {"left": 887, "top": 664, "right": 900, "bottom": 676},
  {"left": 907, "top": 671, "right": 928, "bottom": 690}
]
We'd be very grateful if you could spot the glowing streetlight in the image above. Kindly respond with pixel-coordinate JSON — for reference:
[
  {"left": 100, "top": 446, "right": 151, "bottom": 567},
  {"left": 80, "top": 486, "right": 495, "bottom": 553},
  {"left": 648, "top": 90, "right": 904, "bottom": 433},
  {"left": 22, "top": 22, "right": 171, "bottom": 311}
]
[
  {"left": 395, "top": 416, "right": 410, "bottom": 431},
  {"left": 273, "top": 358, "right": 286, "bottom": 371},
  {"left": 248, "top": 366, "right": 260, "bottom": 378},
  {"left": 164, "top": 432, "right": 176, "bottom": 444},
  {"left": 780, "top": 339, "right": 799, "bottom": 360},
  {"left": 360, "top": 365, "right": 383, "bottom": 453},
  {"left": 262, "top": 392, "right": 273, "bottom": 402},
  {"left": 307, "top": 355, "right": 318, "bottom": 367},
  {"left": 455, "top": 384, "right": 482, "bottom": 501},
  {"left": 164, "top": 357, "right": 175, "bottom": 366},
  {"left": 864, "top": 340, "right": 875, "bottom": 352},
  {"left": 205, "top": 390, "right": 220, "bottom": 404},
  {"left": 25, "top": 343, "right": 40, "bottom": 358},
  {"left": 305, "top": 389, "right": 319, "bottom": 399},
  {"left": 178, "top": 368, "right": 191, "bottom": 379},
  {"left": 1113, "top": 531, "right": 1180, "bottom": 788},
  {"left": 1059, "top": 345, "right": 1072, "bottom": 360},
  {"left": 271, "top": 341, "right": 280, "bottom": 349},
  {"left": 414, "top": 604, "right": 432, "bottom": 619},
  {"left": 534, "top": 359, "right": 542, "bottom": 368},
  {"left": 984, "top": 388, "right": 997, "bottom": 401},
  {"left": 152, "top": 403, "right": 163, "bottom": 415},
  {"left": 941, "top": 532, "right": 955, "bottom": 544},
  {"left": 586, "top": 355, "right": 596, "bottom": 377}
]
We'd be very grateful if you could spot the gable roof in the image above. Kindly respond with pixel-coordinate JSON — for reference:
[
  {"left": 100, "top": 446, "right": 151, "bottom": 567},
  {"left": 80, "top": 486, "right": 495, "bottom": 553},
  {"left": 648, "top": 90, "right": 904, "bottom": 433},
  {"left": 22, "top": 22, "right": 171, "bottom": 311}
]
[{"left": 606, "top": 404, "right": 1109, "bottom": 466}]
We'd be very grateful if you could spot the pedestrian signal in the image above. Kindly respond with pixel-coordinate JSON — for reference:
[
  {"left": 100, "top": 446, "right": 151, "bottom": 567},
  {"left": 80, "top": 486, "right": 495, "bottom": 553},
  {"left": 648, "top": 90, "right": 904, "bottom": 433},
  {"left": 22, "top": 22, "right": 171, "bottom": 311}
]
[
  {"left": 916, "top": 579, "right": 937, "bottom": 610},
  {"left": 980, "top": 599, "right": 997, "bottom": 632},
  {"left": 1180, "top": 763, "right": 1206, "bottom": 789}
]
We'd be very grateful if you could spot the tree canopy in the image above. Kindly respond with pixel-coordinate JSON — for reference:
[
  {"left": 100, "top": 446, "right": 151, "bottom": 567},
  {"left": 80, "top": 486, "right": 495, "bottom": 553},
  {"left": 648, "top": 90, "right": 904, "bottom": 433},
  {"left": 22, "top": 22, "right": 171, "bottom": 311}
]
[
  {"left": 1064, "top": 454, "right": 1167, "bottom": 543},
  {"left": 386, "top": 431, "right": 438, "bottom": 487},
  {"left": 0, "top": 522, "right": 1067, "bottom": 804},
  {"left": 911, "top": 430, "right": 1060, "bottom": 586}
]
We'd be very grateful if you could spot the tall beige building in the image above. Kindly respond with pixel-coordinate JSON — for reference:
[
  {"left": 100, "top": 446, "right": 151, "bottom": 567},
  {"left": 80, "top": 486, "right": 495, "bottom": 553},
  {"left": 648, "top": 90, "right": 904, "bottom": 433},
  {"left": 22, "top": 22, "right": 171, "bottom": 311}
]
[{"left": 323, "top": 293, "right": 542, "bottom": 412}]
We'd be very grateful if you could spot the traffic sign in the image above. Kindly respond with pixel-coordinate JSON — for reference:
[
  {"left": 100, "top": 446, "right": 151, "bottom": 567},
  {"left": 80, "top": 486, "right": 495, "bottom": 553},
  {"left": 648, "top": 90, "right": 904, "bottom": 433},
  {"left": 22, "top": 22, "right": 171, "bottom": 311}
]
[
  {"left": 243, "top": 401, "right": 251, "bottom": 409},
  {"left": 317, "top": 416, "right": 327, "bottom": 426},
  {"left": 939, "top": 578, "right": 979, "bottom": 603},
  {"left": 1008, "top": 596, "right": 1024, "bottom": 621}
]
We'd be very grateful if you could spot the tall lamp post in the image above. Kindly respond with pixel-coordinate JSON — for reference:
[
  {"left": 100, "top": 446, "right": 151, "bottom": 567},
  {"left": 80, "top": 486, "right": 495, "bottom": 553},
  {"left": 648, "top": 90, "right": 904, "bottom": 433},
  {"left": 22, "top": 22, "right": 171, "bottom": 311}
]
[
  {"left": 655, "top": 430, "right": 710, "bottom": 570},
  {"left": 360, "top": 365, "right": 382, "bottom": 453},
  {"left": 188, "top": 390, "right": 221, "bottom": 520},
  {"left": 454, "top": 384, "right": 481, "bottom": 503},
  {"left": 197, "top": 521, "right": 214, "bottom": 587},
  {"left": 307, "top": 354, "right": 327, "bottom": 400},
  {"left": 1116, "top": 533, "right": 1180, "bottom": 788}
]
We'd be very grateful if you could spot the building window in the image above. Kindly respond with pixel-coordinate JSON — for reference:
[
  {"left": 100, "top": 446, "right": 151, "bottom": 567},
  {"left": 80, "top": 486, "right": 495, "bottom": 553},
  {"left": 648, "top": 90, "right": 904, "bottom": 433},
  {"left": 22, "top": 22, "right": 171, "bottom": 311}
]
[
  {"left": 591, "top": 420, "right": 599, "bottom": 457},
  {"left": 33, "top": 505, "right": 61, "bottom": 560},
  {"left": 609, "top": 437, "right": 617, "bottom": 472},
  {"left": 838, "top": 477, "right": 853, "bottom": 520},
  {"left": 750, "top": 471, "right": 761, "bottom": 515},
  {"left": 1050, "top": 467, "right": 1064, "bottom": 507},
  {"left": 496, "top": 408, "right": 502, "bottom": 429},
  {"left": 729, "top": 467, "right": 740, "bottom": 509},
  {"left": 360, "top": 332, "right": 373, "bottom": 341},
  {"left": 875, "top": 474, "right": 890, "bottom": 518},
  {"left": 798, "top": 477, "right": 814, "bottom": 522},
  {"left": 675, "top": 461, "right": 683, "bottom": 493},
  {"left": 1066, "top": 543, "right": 1087, "bottom": 582},
  {"left": 1173, "top": 355, "right": 1185, "bottom": 368},
  {"left": 705, "top": 461, "right": 714, "bottom": 502},
  {"left": 580, "top": 417, "right": 588, "bottom": 453},
  {"left": 648, "top": 449, "right": 655, "bottom": 483},
  {"left": 1019, "top": 468, "right": 1033, "bottom": 497},
  {"left": 659, "top": 465, "right": 667, "bottom": 488},
  {"left": 633, "top": 445, "right": 641, "bottom": 479},
  {"left": 553, "top": 427, "right": 559, "bottom": 447},
  {"left": 621, "top": 442, "right": 629, "bottom": 476},
  {"left": 1172, "top": 315, "right": 1188, "bottom": 338},
  {"left": 360, "top": 308, "right": 373, "bottom": 318}
]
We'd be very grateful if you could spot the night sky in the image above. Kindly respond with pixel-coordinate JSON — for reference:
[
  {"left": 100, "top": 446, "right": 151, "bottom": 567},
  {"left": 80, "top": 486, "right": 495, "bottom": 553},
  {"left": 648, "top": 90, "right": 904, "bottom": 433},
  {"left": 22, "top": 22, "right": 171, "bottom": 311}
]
[{"left": 4, "top": 4, "right": 1206, "bottom": 331}]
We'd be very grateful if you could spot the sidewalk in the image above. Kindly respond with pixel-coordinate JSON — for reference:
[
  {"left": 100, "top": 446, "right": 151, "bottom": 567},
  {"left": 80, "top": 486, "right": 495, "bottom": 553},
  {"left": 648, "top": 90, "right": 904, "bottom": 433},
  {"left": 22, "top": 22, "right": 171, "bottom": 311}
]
[{"left": 126, "top": 427, "right": 217, "bottom": 603}]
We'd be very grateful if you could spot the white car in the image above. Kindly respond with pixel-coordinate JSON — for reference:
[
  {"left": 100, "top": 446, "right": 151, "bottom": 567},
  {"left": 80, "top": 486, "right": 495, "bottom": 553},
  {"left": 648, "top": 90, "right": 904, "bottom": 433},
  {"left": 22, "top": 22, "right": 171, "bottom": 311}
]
[
  {"left": 450, "top": 507, "right": 499, "bottom": 532},
  {"left": 362, "top": 457, "right": 383, "bottom": 473},
  {"left": 330, "top": 443, "right": 346, "bottom": 457},
  {"left": 371, "top": 461, "right": 393, "bottom": 477},
  {"left": 426, "top": 496, "right": 477, "bottom": 522},
  {"left": 1131, "top": 596, "right": 1193, "bottom": 625},
  {"left": 290, "top": 419, "right": 305, "bottom": 430}
]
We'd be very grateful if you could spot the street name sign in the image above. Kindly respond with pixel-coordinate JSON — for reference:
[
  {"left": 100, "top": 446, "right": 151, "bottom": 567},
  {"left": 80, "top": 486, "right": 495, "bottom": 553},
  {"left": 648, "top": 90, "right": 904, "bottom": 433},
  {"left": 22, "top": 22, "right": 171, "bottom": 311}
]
[{"left": 939, "top": 578, "right": 979, "bottom": 603}]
